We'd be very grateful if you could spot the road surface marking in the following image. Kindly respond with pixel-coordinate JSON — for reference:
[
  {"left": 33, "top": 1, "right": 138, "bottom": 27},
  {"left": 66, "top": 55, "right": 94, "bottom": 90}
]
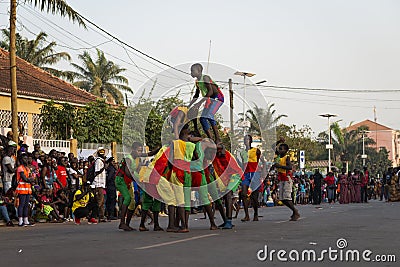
[
  {"left": 135, "top": 233, "right": 219, "bottom": 250},
  {"left": 275, "top": 217, "right": 306, "bottom": 224}
]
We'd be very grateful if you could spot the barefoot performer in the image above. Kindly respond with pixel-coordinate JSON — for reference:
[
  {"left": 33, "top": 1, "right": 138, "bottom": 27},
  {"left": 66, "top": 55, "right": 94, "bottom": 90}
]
[
  {"left": 115, "top": 142, "right": 159, "bottom": 231},
  {"left": 240, "top": 135, "right": 265, "bottom": 222},
  {"left": 211, "top": 143, "right": 243, "bottom": 229},
  {"left": 189, "top": 63, "right": 224, "bottom": 144},
  {"left": 272, "top": 142, "right": 300, "bottom": 221}
]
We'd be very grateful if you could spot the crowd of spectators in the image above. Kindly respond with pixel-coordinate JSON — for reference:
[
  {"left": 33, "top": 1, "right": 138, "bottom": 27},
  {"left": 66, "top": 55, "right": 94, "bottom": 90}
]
[{"left": 0, "top": 134, "right": 125, "bottom": 227}]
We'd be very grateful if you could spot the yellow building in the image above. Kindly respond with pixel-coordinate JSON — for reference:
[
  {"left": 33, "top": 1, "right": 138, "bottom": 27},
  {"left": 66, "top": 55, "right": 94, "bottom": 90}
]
[{"left": 0, "top": 48, "right": 98, "bottom": 138}]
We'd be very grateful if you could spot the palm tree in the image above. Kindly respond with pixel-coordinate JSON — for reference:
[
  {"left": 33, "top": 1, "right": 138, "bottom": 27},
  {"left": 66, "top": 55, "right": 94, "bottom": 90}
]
[
  {"left": 237, "top": 103, "right": 287, "bottom": 154},
  {"left": 1, "top": 29, "right": 71, "bottom": 77},
  {"left": 8, "top": 0, "right": 85, "bottom": 142},
  {"left": 69, "top": 49, "right": 132, "bottom": 104},
  {"left": 24, "top": 0, "right": 85, "bottom": 26},
  {"left": 238, "top": 103, "right": 287, "bottom": 137},
  {"left": 0, "top": 30, "right": 26, "bottom": 51}
]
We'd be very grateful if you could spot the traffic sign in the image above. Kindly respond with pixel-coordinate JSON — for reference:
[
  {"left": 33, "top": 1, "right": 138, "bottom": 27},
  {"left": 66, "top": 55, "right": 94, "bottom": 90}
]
[{"left": 299, "top": 150, "right": 305, "bottom": 169}]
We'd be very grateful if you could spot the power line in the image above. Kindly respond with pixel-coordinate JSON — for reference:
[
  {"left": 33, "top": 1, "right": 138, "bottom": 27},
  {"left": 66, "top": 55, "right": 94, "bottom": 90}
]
[
  {"left": 262, "top": 87, "right": 400, "bottom": 102},
  {"left": 218, "top": 80, "right": 400, "bottom": 93},
  {"left": 17, "top": 16, "right": 113, "bottom": 51},
  {"left": 16, "top": 15, "right": 184, "bottom": 88},
  {"left": 122, "top": 46, "right": 171, "bottom": 89},
  {"left": 19, "top": 5, "right": 192, "bottom": 85},
  {"left": 16, "top": 16, "right": 147, "bottom": 85},
  {"left": 76, "top": 13, "right": 191, "bottom": 77},
  {"left": 231, "top": 90, "right": 400, "bottom": 110},
  {"left": 211, "top": 80, "right": 400, "bottom": 103},
  {"left": 15, "top": 4, "right": 400, "bottom": 107},
  {"left": 16, "top": 13, "right": 169, "bottom": 85},
  {"left": 122, "top": 47, "right": 192, "bottom": 83},
  {"left": 220, "top": 81, "right": 398, "bottom": 102}
]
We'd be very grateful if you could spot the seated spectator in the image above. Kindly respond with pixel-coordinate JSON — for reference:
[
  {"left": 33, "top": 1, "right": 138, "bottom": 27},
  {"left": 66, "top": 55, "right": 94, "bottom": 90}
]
[
  {"left": 54, "top": 189, "right": 70, "bottom": 220},
  {"left": 38, "top": 188, "right": 63, "bottom": 223},
  {"left": 0, "top": 190, "right": 14, "bottom": 226},
  {"left": 4, "top": 188, "right": 17, "bottom": 220}
]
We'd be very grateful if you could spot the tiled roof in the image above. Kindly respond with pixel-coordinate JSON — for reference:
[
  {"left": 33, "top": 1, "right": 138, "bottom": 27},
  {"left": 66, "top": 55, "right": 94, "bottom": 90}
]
[
  {"left": 346, "top": 119, "right": 392, "bottom": 132},
  {"left": 0, "top": 48, "right": 98, "bottom": 105}
]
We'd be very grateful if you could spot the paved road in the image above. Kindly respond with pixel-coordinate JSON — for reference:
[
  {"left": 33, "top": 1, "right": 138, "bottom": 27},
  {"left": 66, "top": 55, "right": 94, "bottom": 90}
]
[{"left": 1, "top": 200, "right": 399, "bottom": 267}]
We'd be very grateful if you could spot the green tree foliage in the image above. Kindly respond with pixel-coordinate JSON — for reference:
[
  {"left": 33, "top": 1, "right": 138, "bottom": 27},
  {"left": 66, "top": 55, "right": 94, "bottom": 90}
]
[
  {"left": 122, "top": 95, "right": 155, "bottom": 149},
  {"left": 68, "top": 49, "right": 132, "bottom": 105},
  {"left": 123, "top": 94, "right": 187, "bottom": 150},
  {"left": 39, "top": 101, "right": 76, "bottom": 140},
  {"left": 78, "top": 100, "right": 125, "bottom": 144},
  {"left": 40, "top": 100, "right": 124, "bottom": 144},
  {"left": 0, "top": 30, "right": 72, "bottom": 78},
  {"left": 155, "top": 95, "right": 184, "bottom": 120},
  {"left": 23, "top": 0, "right": 86, "bottom": 27},
  {"left": 276, "top": 124, "right": 325, "bottom": 162},
  {"left": 358, "top": 147, "right": 392, "bottom": 179},
  {"left": 145, "top": 108, "right": 164, "bottom": 149}
]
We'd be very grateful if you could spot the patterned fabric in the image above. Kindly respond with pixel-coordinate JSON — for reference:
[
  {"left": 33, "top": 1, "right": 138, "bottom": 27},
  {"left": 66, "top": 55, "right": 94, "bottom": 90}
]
[
  {"left": 243, "top": 148, "right": 259, "bottom": 173},
  {"left": 277, "top": 155, "right": 292, "bottom": 181},
  {"left": 196, "top": 75, "right": 224, "bottom": 101}
]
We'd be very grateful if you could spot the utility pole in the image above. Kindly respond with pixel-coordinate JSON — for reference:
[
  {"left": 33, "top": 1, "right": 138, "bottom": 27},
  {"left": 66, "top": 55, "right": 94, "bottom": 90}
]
[
  {"left": 374, "top": 106, "right": 378, "bottom": 151},
  {"left": 229, "top": 78, "right": 234, "bottom": 136},
  {"left": 10, "top": 0, "right": 18, "bottom": 143}
]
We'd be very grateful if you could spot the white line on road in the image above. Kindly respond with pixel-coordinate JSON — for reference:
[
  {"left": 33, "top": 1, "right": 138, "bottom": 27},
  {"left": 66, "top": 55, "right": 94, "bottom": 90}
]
[
  {"left": 274, "top": 217, "right": 306, "bottom": 224},
  {"left": 135, "top": 233, "right": 220, "bottom": 250}
]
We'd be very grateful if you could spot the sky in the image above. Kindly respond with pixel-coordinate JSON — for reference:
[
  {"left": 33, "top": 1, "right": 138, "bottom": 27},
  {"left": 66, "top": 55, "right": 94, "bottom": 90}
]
[{"left": 0, "top": 0, "right": 399, "bottom": 135}]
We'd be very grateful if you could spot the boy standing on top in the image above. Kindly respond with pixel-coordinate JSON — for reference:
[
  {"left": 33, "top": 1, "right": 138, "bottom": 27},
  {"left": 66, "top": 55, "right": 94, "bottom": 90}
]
[{"left": 189, "top": 63, "right": 224, "bottom": 144}]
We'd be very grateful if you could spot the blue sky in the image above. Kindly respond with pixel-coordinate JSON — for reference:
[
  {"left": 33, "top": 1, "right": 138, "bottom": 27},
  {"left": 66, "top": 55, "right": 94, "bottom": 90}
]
[{"left": 1, "top": 0, "right": 399, "bottom": 134}]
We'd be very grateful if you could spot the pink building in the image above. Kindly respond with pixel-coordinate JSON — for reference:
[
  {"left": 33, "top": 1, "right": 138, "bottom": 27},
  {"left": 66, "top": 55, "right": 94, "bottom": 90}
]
[{"left": 347, "top": 120, "right": 400, "bottom": 167}]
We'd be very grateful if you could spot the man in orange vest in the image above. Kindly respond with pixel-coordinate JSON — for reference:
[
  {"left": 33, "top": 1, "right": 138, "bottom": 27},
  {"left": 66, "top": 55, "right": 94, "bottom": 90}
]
[{"left": 16, "top": 153, "right": 35, "bottom": 226}]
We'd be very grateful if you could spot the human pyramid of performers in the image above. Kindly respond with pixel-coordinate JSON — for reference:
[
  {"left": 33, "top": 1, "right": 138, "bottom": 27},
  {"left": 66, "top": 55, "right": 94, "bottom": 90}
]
[{"left": 115, "top": 63, "right": 300, "bottom": 232}]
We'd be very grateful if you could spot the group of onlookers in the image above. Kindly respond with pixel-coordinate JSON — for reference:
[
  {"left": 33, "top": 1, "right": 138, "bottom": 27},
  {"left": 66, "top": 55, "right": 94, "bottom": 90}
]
[{"left": 0, "top": 136, "right": 126, "bottom": 227}]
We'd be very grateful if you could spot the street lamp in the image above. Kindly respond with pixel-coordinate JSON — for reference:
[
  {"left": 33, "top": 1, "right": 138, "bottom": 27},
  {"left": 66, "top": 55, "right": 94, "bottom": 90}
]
[
  {"left": 234, "top": 71, "right": 255, "bottom": 136},
  {"left": 361, "top": 130, "right": 368, "bottom": 167},
  {"left": 319, "top": 113, "right": 337, "bottom": 172},
  {"left": 255, "top": 80, "right": 267, "bottom": 85},
  {"left": 69, "top": 128, "right": 74, "bottom": 140}
]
